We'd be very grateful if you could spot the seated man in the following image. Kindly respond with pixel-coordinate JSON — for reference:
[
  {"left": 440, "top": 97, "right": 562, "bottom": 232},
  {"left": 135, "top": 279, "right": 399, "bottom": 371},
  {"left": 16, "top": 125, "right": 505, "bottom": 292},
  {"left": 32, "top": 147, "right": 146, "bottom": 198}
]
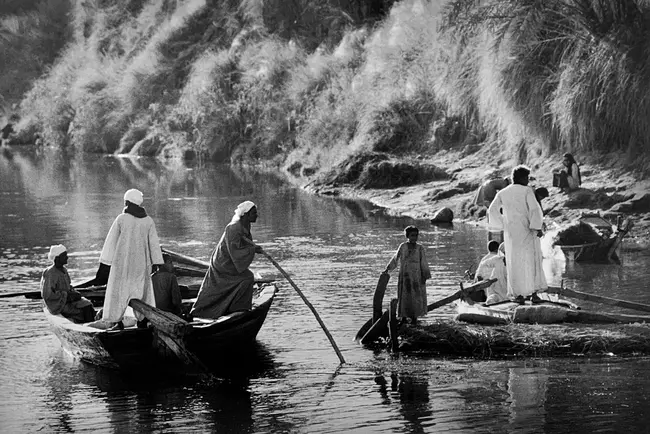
[
  {"left": 41, "top": 245, "right": 96, "bottom": 323},
  {"left": 151, "top": 253, "right": 182, "bottom": 316},
  {"left": 474, "top": 240, "right": 500, "bottom": 282},
  {"left": 485, "top": 243, "right": 508, "bottom": 305}
]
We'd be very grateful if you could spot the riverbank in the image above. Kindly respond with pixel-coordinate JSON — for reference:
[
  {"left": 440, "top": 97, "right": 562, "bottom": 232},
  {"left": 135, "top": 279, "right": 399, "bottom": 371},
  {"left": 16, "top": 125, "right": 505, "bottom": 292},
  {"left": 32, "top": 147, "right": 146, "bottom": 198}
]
[{"left": 301, "top": 146, "right": 650, "bottom": 251}]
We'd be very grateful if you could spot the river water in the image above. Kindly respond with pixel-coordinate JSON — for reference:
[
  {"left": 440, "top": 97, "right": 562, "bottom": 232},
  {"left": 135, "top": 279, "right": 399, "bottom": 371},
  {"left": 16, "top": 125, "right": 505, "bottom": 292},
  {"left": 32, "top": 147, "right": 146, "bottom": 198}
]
[{"left": 1, "top": 146, "right": 649, "bottom": 433}]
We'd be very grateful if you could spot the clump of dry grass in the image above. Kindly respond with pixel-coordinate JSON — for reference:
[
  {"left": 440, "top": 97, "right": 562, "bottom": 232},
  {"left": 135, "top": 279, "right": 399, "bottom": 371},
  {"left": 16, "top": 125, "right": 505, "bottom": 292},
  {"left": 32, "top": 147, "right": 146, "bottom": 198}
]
[{"left": 399, "top": 322, "right": 650, "bottom": 357}]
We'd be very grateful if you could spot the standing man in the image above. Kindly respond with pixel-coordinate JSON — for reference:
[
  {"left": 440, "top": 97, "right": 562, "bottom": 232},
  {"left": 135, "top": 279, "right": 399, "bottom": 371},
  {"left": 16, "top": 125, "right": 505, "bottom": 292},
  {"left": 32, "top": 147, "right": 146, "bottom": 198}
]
[
  {"left": 41, "top": 245, "right": 96, "bottom": 323},
  {"left": 190, "top": 201, "right": 264, "bottom": 319},
  {"left": 488, "top": 165, "right": 547, "bottom": 302},
  {"left": 89, "top": 189, "right": 164, "bottom": 330}
]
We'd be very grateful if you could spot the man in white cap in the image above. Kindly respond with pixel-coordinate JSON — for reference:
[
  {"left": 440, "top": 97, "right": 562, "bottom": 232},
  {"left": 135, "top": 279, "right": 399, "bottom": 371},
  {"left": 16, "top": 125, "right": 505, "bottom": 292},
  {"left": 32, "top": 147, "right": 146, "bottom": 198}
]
[
  {"left": 190, "top": 200, "right": 264, "bottom": 319},
  {"left": 41, "top": 245, "right": 96, "bottom": 323},
  {"left": 89, "top": 188, "right": 164, "bottom": 330}
]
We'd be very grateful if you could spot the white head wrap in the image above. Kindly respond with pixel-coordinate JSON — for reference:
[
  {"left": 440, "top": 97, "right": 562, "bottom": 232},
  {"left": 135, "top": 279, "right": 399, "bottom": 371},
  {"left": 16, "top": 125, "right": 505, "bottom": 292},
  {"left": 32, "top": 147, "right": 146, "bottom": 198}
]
[
  {"left": 48, "top": 244, "right": 67, "bottom": 262},
  {"left": 498, "top": 242, "right": 506, "bottom": 256},
  {"left": 232, "top": 201, "right": 256, "bottom": 222},
  {"left": 124, "top": 188, "right": 144, "bottom": 206}
]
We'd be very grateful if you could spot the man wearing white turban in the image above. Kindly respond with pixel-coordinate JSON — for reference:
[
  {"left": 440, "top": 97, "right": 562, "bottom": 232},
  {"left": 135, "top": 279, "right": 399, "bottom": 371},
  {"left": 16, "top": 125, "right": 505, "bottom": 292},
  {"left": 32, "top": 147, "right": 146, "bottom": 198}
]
[
  {"left": 190, "top": 201, "right": 264, "bottom": 319},
  {"left": 89, "top": 189, "right": 164, "bottom": 329},
  {"left": 40, "top": 245, "right": 96, "bottom": 323}
]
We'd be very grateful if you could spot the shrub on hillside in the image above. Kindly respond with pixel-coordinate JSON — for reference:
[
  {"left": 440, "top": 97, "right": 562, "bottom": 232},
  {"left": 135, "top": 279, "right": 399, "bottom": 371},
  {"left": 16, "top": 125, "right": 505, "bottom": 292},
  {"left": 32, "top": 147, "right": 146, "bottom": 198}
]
[{"left": 0, "top": 0, "right": 72, "bottom": 111}]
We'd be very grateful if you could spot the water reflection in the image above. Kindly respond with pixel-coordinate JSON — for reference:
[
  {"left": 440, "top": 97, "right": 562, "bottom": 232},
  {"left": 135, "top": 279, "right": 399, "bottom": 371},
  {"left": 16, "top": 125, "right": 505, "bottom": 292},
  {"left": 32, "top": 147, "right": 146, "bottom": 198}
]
[{"left": 507, "top": 366, "right": 548, "bottom": 433}]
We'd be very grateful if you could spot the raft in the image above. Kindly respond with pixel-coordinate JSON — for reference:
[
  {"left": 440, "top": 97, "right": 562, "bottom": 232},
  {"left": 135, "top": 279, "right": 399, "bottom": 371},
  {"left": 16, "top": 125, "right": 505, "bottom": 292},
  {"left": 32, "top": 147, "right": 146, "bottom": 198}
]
[{"left": 357, "top": 278, "right": 650, "bottom": 357}]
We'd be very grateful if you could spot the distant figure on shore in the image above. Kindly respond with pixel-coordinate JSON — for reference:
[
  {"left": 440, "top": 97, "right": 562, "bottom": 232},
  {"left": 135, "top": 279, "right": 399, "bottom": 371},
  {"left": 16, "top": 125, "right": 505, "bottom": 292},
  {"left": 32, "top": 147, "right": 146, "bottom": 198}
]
[
  {"left": 41, "top": 245, "right": 95, "bottom": 323},
  {"left": 89, "top": 189, "right": 164, "bottom": 330},
  {"left": 555, "top": 153, "right": 581, "bottom": 191},
  {"left": 472, "top": 177, "right": 510, "bottom": 208},
  {"left": 151, "top": 253, "right": 182, "bottom": 316},
  {"left": 190, "top": 201, "right": 264, "bottom": 319},
  {"left": 488, "top": 165, "right": 547, "bottom": 302},
  {"left": 1, "top": 122, "right": 14, "bottom": 146},
  {"left": 383, "top": 225, "right": 431, "bottom": 325}
]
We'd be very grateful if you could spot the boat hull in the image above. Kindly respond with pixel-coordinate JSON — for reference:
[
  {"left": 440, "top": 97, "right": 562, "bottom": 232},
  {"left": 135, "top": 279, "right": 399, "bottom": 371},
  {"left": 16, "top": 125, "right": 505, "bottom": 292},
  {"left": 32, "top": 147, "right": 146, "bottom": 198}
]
[{"left": 45, "top": 285, "right": 277, "bottom": 370}]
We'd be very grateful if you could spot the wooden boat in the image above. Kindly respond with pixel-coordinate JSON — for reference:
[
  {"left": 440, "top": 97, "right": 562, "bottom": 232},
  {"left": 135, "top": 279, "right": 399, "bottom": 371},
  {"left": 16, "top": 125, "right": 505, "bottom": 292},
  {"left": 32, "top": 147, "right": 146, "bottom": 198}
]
[
  {"left": 40, "top": 248, "right": 278, "bottom": 371},
  {"left": 555, "top": 214, "right": 633, "bottom": 263},
  {"left": 45, "top": 284, "right": 277, "bottom": 370}
]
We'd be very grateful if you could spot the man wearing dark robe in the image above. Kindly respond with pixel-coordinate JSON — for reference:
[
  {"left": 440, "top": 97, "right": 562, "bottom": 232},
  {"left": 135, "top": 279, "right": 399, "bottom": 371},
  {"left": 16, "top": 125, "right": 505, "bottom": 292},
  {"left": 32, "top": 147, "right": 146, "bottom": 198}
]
[
  {"left": 190, "top": 201, "right": 264, "bottom": 319},
  {"left": 41, "top": 245, "right": 95, "bottom": 323}
]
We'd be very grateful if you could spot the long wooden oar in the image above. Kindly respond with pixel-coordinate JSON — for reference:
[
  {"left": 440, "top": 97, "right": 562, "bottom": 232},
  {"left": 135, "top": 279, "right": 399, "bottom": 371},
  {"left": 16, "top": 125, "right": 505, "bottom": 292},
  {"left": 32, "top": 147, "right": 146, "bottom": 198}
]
[
  {"left": 260, "top": 251, "right": 346, "bottom": 365},
  {"left": 545, "top": 286, "right": 650, "bottom": 313},
  {"left": 2, "top": 283, "right": 202, "bottom": 300},
  {"left": 162, "top": 247, "right": 210, "bottom": 269},
  {"left": 355, "top": 277, "right": 497, "bottom": 345},
  {"left": 426, "top": 278, "right": 497, "bottom": 311},
  {"left": 354, "top": 273, "right": 390, "bottom": 342}
]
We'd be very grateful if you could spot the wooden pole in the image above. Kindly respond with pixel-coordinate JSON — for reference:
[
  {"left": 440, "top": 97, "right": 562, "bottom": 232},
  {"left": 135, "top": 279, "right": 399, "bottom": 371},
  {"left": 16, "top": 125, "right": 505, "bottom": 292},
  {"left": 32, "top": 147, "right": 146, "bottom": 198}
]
[
  {"left": 261, "top": 251, "right": 346, "bottom": 365},
  {"left": 607, "top": 218, "right": 633, "bottom": 262},
  {"left": 162, "top": 247, "right": 210, "bottom": 269},
  {"left": 427, "top": 278, "right": 497, "bottom": 311},
  {"left": 545, "top": 286, "right": 650, "bottom": 314},
  {"left": 388, "top": 298, "right": 399, "bottom": 352}
]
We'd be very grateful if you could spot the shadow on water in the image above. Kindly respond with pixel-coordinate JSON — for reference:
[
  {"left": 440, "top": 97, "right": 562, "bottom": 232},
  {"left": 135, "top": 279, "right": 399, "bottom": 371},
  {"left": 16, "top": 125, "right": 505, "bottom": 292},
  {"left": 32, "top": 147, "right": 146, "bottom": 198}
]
[{"left": 42, "top": 341, "right": 294, "bottom": 433}]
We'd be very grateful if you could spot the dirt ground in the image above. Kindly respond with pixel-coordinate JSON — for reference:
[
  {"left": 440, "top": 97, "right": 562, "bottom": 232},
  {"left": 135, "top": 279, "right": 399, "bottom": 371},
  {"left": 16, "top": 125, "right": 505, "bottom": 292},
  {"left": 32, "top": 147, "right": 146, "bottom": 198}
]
[{"left": 306, "top": 146, "right": 650, "bottom": 251}]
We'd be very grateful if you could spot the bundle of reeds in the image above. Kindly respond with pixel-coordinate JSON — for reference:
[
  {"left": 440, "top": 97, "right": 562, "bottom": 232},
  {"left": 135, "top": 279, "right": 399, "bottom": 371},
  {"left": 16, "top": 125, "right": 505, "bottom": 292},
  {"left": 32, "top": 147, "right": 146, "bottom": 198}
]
[
  {"left": 551, "top": 221, "right": 603, "bottom": 246},
  {"left": 398, "top": 322, "right": 650, "bottom": 357}
]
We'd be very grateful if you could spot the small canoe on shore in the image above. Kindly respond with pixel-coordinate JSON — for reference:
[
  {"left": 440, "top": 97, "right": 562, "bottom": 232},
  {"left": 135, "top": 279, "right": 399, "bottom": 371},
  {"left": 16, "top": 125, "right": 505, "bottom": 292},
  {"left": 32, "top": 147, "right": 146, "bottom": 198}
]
[
  {"left": 554, "top": 215, "right": 633, "bottom": 263},
  {"left": 45, "top": 283, "right": 277, "bottom": 370}
]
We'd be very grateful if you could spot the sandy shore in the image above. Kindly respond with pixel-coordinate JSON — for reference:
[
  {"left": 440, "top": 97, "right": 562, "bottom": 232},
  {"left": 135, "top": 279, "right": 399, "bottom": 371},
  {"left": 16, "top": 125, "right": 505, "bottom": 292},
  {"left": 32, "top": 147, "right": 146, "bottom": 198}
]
[{"left": 304, "top": 147, "right": 650, "bottom": 251}]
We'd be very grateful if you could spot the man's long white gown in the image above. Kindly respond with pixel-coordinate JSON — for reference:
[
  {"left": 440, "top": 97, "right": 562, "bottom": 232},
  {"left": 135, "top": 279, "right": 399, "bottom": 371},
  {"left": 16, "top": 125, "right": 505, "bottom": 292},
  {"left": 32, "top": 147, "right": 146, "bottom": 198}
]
[
  {"left": 100, "top": 213, "right": 164, "bottom": 322},
  {"left": 488, "top": 184, "right": 547, "bottom": 298}
]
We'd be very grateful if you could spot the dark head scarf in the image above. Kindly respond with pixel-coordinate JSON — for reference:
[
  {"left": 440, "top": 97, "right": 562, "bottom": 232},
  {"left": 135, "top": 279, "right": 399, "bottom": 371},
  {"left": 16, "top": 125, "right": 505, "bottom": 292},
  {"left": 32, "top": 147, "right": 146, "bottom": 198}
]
[
  {"left": 123, "top": 201, "right": 147, "bottom": 218},
  {"left": 563, "top": 153, "right": 577, "bottom": 176}
]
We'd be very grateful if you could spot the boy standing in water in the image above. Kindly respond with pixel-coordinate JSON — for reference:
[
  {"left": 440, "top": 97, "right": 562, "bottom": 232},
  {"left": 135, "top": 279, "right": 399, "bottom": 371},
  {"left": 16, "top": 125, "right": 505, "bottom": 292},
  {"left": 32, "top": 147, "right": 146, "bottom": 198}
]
[{"left": 383, "top": 226, "right": 431, "bottom": 324}]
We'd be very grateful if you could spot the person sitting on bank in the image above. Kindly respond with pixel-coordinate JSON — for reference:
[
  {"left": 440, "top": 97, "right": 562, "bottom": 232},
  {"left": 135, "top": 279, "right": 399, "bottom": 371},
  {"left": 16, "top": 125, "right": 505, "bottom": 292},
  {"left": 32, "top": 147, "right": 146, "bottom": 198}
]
[
  {"left": 190, "top": 201, "right": 264, "bottom": 319},
  {"left": 559, "top": 153, "right": 581, "bottom": 191},
  {"left": 383, "top": 225, "right": 432, "bottom": 325},
  {"left": 41, "top": 245, "right": 96, "bottom": 323},
  {"left": 474, "top": 240, "right": 500, "bottom": 283},
  {"left": 151, "top": 253, "right": 182, "bottom": 316}
]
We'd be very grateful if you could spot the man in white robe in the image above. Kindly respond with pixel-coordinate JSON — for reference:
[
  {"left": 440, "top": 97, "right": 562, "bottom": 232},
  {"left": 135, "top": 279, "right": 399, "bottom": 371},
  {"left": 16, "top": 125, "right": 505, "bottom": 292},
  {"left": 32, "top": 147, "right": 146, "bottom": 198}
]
[
  {"left": 89, "top": 189, "right": 164, "bottom": 329},
  {"left": 488, "top": 165, "right": 547, "bottom": 300}
]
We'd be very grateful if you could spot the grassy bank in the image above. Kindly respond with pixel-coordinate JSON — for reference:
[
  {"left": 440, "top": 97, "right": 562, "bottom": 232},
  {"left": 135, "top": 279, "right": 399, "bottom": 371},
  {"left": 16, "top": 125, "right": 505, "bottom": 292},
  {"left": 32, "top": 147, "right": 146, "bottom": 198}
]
[
  {"left": 0, "top": 0, "right": 72, "bottom": 120},
  {"left": 6, "top": 0, "right": 650, "bottom": 180}
]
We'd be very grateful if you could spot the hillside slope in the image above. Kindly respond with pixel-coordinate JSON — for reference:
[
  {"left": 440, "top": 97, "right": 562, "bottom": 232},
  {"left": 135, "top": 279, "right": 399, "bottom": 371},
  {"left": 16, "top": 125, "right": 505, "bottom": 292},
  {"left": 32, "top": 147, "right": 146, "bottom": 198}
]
[{"left": 3, "top": 0, "right": 650, "bottom": 241}]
